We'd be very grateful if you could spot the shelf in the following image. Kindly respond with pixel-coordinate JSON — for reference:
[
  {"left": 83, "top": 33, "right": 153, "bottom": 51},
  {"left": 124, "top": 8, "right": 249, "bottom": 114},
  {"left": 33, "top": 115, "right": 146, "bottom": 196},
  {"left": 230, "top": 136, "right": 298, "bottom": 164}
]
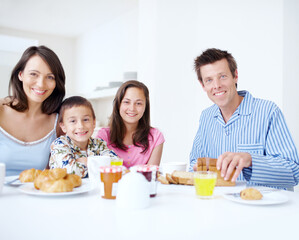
[{"left": 84, "top": 87, "right": 118, "bottom": 100}]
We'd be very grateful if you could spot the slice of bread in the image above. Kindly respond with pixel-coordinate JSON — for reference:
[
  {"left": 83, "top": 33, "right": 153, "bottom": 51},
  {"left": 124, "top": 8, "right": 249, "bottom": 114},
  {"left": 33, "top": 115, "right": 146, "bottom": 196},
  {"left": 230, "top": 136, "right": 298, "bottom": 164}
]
[
  {"left": 172, "top": 171, "right": 194, "bottom": 185},
  {"left": 158, "top": 175, "right": 169, "bottom": 184},
  {"left": 166, "top": 173, "right": 177, "bottom": 184}
]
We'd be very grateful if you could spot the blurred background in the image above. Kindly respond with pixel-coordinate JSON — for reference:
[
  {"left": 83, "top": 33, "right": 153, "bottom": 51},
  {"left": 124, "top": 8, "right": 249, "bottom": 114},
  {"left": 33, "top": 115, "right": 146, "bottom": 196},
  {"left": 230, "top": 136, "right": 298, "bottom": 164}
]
[{"left": 1, "top": 0, "right": 299, "bottom": 169}]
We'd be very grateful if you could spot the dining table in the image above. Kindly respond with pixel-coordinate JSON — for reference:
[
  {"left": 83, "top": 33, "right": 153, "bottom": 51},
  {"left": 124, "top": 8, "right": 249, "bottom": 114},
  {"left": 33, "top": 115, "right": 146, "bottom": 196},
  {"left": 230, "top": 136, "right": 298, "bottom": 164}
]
[{"left": 0, "top": 177, "right": 298, "bottom": 240}]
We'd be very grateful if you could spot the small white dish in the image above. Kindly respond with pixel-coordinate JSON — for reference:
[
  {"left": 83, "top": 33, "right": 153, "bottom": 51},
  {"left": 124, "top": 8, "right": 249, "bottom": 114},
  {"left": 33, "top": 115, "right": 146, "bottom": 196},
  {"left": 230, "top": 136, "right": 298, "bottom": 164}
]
[
  {"left": 223, "top": 191, "right": 288, "bottom": 205},
  {"left": 19, "top": 179, "right": 92, "bottom": 197}
]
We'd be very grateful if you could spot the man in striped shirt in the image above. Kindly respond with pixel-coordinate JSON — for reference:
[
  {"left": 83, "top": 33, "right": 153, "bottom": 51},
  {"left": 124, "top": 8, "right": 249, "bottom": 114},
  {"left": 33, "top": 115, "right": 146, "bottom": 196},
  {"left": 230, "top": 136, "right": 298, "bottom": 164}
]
[{"left": 190, "top": 48, "right": 299, "bottom": 189}]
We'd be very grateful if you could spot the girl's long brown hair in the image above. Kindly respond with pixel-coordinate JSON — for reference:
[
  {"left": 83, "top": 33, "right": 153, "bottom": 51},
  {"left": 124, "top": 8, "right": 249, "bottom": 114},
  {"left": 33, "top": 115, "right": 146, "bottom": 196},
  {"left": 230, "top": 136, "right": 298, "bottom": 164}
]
[{"left": 109, "top": 80, "right": 152, "bottom": 153}]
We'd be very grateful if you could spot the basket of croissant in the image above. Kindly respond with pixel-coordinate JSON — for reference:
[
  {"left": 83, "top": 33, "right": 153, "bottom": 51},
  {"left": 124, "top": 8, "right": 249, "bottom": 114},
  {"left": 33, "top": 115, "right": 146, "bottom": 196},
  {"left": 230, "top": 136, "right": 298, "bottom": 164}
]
[{"left": 19, "top": 168, "right": 82, "bottom": 193}]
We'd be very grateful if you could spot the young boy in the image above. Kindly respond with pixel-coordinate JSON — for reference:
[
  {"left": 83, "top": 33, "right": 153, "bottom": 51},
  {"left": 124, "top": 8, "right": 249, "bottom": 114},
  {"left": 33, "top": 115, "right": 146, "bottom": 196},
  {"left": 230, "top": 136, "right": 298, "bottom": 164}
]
[{"left": 49, "top": 96, "right": 119, "bottom": 178}]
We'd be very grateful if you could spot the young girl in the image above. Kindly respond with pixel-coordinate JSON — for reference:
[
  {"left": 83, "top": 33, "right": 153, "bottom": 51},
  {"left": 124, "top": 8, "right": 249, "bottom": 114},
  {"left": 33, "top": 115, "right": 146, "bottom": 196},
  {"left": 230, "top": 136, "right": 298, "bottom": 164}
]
[
  {"left": 0, "top": 46, "right": 65, "bottom": 176},
  {"left": 96, "top": 80, "right": 164, "bottom": 168},
  {"left": 49, "top": 96, "right": 119, "bottom": 178}
]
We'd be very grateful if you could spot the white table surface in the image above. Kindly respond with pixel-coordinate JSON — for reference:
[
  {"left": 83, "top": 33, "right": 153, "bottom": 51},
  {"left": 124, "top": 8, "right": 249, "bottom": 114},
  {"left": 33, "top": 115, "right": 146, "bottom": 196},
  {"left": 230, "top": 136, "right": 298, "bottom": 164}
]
[{"left": 0, "top": 179, "right": 298, "bottom": 240}]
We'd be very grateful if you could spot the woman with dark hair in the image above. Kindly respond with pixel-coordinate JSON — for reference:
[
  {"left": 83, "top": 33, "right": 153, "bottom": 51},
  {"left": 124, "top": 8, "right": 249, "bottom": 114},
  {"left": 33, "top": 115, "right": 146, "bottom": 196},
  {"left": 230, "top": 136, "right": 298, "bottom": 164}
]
[
  {"left": 0, "top": 45, "right": 65, "bottom": 176},
  {"left": 96, "top": 80, "right": 164, "bottom": 168}
]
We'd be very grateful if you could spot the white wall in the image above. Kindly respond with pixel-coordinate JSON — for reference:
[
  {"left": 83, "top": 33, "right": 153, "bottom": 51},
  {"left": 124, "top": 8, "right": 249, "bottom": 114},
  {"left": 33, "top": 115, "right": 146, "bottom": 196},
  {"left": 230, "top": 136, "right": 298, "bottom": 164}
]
[
  {"left": 0, "top": 34, "right": 38, "bottom": 98},
  {"left": 138, "top": 0, "right": 287, "bottom": 166},
  {"left": 75, "top": 7, "right": 138, "bottom": 126},
  {"left": 283, "top": 0, "right": 299, "bottom": 148},
  {"left": 75, "top": 8, "right": 138, "bottom": 95},
  {"left": 0, "top": 27, "right": 76, "bottom": 97}
]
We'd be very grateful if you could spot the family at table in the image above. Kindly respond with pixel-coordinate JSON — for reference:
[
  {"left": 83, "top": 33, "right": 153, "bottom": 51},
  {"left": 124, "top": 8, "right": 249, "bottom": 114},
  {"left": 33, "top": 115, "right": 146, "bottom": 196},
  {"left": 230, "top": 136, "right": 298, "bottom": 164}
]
[{"left": 0, "top": 46, "right": 299, "bottom": 190}]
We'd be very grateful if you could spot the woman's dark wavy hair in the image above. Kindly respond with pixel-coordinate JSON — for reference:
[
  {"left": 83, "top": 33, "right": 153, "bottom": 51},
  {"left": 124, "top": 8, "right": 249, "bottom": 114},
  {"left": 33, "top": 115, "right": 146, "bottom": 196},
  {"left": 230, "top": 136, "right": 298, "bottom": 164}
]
[
  {"left": 5, "top": 45, "right": 65, "bottom": 114},
  {"left": 109, "top": 80, "right": 152, "bottom": 153}
]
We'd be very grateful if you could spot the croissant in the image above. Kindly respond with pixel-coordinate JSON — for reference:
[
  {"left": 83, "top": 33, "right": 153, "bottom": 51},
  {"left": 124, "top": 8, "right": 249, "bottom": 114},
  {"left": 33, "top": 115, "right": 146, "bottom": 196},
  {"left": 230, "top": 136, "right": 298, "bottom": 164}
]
[
  {"left": 34, "top": 170, "right": 51, "bottom": 190},
  {"left": 49, "top": 168, "right": 67, "bottom": 180},
  {"left": 64, "top": 174, "right": 82, "bottom": 188},
  {"left": 19, "top": 168, "right": 42, "bottom": 183},
  {"left": 21, "top": 168, "right": 82, "bottom": 192},
  {"left": 40, "top": 179, "right": 74, "bottom": 193}
]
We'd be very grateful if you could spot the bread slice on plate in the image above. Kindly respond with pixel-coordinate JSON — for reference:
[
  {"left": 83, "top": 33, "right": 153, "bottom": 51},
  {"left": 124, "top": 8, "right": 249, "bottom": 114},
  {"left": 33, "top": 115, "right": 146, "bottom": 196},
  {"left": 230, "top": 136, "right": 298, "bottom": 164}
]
[
  {"left": 166, "top": 173, "right": 178, "bottom": 184},
  {"left": 172, "top": 171, "right": 194, "bottom": 185}
]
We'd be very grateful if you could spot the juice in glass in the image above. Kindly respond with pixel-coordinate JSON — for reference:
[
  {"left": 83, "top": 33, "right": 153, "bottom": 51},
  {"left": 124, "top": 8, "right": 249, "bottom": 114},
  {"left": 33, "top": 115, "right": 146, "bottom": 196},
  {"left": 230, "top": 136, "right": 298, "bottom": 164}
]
[
  {"left": 99, "top": 166, "right": 125, "bottom": 199},
  {"left": 194, "top": 171, "right": 217, "bottom": 199},
  {"left": 111, "top": 158, "right": 123, "bottom": 166}
]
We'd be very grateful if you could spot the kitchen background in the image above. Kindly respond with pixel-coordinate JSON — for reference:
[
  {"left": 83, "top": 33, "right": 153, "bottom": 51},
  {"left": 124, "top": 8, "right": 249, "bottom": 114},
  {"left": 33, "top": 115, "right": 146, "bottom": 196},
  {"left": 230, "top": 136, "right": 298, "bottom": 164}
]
[{"left": 1, "top": 0, "right": 299, "bottom": 175}]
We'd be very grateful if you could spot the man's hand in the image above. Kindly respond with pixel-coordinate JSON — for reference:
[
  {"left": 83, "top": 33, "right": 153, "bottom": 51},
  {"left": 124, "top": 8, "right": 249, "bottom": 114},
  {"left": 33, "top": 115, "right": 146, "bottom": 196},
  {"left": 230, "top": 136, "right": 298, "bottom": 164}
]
[{"left": 217, "top": 152, "right": 252, "bottom": 182}]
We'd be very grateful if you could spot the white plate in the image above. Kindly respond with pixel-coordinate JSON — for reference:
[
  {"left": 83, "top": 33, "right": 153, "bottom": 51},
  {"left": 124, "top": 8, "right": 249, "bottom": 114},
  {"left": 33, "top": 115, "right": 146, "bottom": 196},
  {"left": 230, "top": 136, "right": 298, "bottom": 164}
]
[
  {"left": 19, "top": 179, "right": 93, "bottom": 196},
  {"left": 223, "top": 191, "right": 289, "bottom": 205}
]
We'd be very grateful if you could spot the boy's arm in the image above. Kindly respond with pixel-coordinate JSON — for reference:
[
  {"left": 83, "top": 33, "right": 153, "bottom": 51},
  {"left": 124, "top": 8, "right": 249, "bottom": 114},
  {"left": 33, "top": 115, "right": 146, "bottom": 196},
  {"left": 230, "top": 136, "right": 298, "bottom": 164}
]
[
  {"left": 49, "top": 138, "right": 88, "bottom": 178},
  {"left": 95, "top": 139, "right": 120, "bottom": 160}
]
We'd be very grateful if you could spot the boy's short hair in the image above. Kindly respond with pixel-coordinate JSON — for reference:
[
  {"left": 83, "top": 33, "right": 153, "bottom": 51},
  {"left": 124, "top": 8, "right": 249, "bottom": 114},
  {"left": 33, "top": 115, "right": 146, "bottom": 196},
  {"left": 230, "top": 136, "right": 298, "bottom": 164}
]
[{"left": 58, "top": 96, "right": 95, "bottom": 123}]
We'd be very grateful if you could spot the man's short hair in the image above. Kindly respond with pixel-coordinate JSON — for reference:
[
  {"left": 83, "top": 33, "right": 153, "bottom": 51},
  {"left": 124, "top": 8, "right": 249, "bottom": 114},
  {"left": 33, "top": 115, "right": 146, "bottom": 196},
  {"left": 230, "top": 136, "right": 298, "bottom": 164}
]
[{"left": 194, "top": 48, "right": 237, "bottom": 84}]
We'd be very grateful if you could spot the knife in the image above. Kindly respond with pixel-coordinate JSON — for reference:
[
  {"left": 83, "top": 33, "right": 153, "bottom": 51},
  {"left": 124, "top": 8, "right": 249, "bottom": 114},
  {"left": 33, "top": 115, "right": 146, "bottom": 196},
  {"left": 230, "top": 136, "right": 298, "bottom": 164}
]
[
  {"left": 225, "top": 189, "right": 279, "bottom": 197},
  {"left": 5, "top": 177, "right": 20, "bottom": 185}
]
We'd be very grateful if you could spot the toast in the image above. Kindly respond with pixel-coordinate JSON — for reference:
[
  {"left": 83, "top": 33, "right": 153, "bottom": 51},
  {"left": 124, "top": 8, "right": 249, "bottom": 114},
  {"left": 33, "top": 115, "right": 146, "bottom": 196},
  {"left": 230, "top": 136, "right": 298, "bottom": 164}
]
[
  {"left": 196, "top": 158, "right": 236, "bottom": 186},
  {"left": 171, "top": 171, "right": 194, "bottom": 185},
  {"left": 166, "top": 173, "right": 178, "bottom": 184},
  {"left": 157, "top": 175, "right": 169, "bottom": 184}
]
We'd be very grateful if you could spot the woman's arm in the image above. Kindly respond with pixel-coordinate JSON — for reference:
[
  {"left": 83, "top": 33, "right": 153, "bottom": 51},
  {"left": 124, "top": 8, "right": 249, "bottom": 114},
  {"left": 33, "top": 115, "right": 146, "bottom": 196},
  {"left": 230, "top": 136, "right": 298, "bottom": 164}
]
[{"left": 147, "top": 143, "right": 164, "bottom": 166}]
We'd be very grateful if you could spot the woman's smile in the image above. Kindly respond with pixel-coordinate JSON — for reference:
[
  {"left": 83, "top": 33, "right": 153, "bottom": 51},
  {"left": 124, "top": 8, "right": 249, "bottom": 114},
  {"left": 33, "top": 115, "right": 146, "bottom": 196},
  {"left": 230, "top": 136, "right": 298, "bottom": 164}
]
[{"left": 32, "top": 88, "right": 47, "bottom": 95}]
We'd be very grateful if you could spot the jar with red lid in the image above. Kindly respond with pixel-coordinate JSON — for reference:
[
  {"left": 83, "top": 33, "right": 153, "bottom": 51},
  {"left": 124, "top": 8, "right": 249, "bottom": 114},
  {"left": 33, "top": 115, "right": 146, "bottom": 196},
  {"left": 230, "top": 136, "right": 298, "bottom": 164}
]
[
  {"left": 135, "top": 165, "right": 159, "bottom": 197},
  {"left": 99, "top": 166, "right": 126, "bottom": 199}
]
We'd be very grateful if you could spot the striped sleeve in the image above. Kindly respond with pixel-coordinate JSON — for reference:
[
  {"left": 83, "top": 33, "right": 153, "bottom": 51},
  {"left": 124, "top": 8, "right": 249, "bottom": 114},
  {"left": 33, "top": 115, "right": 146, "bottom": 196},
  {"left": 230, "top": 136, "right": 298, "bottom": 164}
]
[{"left": 249, "top": 107, "right": 299, "bottom": 188}]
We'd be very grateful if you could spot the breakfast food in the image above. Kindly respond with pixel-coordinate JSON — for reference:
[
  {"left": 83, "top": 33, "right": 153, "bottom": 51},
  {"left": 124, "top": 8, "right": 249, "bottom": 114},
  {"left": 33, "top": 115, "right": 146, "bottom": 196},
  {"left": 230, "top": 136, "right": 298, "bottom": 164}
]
[
  {"left": 196, "top": 158, "right": 236, "bottom": 186},
  {"left": 19, "top": 168, "right": 42, "bottom": 182},
  {"left": 172, "top": 171, "right": 194, "bottom": 185},
  {"left": 166, "top": 173, "right": 177, "bottom": 184},
  {"left": 40, "top": 179, "right": 74, "bottom": 193},
  {"left": 19, "top": 168, "right": 82, "bottom": 193},
  {"left": 34, "top": 170, "right": 51, "bottom": 189},
  {"left": 157, "top": 175, "right": 169, "bottom": 184},
  {"left": 240, "top": 188, "right": 263, "bottom": 200},
  {"left": 49, "top": 168, "right": 67, "bottom": 180},
  {"left": 64, "top": 174, "right": 82, "bottom": 188},
  {"left": 158, "top": 171, "right": 194, "bottom": 185}
]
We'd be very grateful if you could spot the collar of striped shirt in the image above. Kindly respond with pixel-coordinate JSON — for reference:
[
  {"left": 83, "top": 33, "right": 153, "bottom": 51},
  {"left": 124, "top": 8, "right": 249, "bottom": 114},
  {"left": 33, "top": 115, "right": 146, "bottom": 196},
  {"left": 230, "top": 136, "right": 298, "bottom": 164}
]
[{"left": 212, "top": 90, "right": 252, "bottom": 119}]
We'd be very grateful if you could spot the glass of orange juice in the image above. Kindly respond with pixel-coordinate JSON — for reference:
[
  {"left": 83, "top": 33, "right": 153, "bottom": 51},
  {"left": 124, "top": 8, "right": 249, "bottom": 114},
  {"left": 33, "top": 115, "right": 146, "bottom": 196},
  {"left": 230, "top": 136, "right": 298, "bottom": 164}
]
[
  {"left": 111, "top": 158, "right": 123, "bottom": 166},
  {"left": 194, "top": 171, "right": 217, "bottom": 199}
]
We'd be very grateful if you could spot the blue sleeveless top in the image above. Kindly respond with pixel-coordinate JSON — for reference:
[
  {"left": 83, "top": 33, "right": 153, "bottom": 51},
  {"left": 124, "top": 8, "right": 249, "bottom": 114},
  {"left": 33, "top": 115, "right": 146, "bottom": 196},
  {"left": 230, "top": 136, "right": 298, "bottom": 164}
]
[{"left": 0, "top": 114, "right": 58, "bottom": 176}]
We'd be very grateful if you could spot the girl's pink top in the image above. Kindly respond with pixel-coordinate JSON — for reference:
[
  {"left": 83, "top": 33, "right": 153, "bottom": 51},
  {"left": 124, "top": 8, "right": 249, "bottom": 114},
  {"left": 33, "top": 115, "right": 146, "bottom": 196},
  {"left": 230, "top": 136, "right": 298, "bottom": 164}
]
[{"left": 96, "top": 127, "right": 165, "bottom": 168}]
